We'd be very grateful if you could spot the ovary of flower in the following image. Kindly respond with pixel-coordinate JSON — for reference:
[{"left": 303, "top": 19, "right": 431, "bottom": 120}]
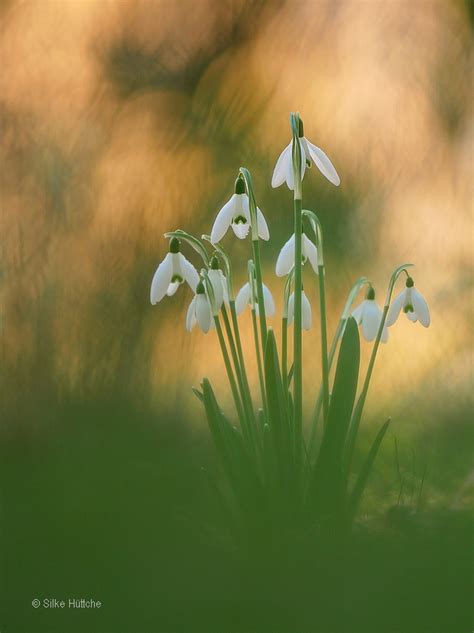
[
  {"left": 150, "top": 238, "right": 199, "bottom": 304},
  {"left": 352, "top": 296, "right": 389, "bottom": 343},
  {"left": 287, "top": 291, "right": 312, "bottom": 330},
  {"left": 275, "top": 233, "right": 318, "bottom": 277},
  {"left": 186, "top": 282, "right": 214, "bottom": 333},
  {"left": 271, "top": 127, "right": 340, "bottom": 190},
  {"left": 235, "top": 282, "right": 275, "bottom": 317},
  {"left": 386, "top": 278, "right": 430, "bottom": 328},
  {"left": 210, "top": 178, "right": 269, "bottom": 244}
]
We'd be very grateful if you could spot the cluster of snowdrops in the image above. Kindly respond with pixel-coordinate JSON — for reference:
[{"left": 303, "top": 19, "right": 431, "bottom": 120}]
[{"left": 148, "top": 113, "right": 431, "bottom": 534}]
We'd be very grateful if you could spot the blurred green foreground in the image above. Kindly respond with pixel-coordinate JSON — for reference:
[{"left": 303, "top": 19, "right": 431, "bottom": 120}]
[{"left": 1, "top": 396, "right": 472, "bottom": 633}]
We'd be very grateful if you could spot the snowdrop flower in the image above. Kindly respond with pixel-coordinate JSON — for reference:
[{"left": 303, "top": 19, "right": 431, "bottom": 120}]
[
  {"left": 186, "top": 280, "right": 214, "bottom": 333},
  {"left": 210, "top": 176, "right": 269, "bottom": 244},
  {"left": 275, "top": 232, "right": 318, "bottom": 277},
  {"left": 271, "top": 118, "right": 340, "bottom": 190},
  {"left": 386, "top": 277, "right": 430, "bottom": 328},
  {"left": 208, "top": 256, "right": 229, "bottom": 309},
  {"left": 287, "top": 290, "right": 312, "bottom": 330},
  {"left": 352, "top": 288, "right": 389, "bottom": 343},
  {"left": 150, "top": 237, "right": 199, "bottom": 304},
  {"left": 235, "top": 281, "right": 275, "bottom": 317}
]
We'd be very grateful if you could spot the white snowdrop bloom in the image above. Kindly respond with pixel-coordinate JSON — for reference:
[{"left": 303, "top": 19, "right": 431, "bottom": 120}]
[
  {"left": 150, "top": 237, "right": 199, "bottom": 304},
  {"left": 185, "top": 281, "right": 214, "bottom": 333},
  {"left": 287, "top": 290, "right": 312, "bottom": 330},
  {"left": 271, "top": 119, "right": 340, "bottom": 190},
  {"left": 208, "top": 257, "right": 229, "bottom": 309},
  {"left": 235, "top": 281, "right": 275, "bottom": 317},
  {"left": 352, "top": 288, "right": 389, "bottom": 343},
  {"left": 210, "top": 177, "right": 269, "bottom": 244},
  {"left": 275, "top": 232, "right": 318, "bottom": 277},
  {"left": 386, "top": 278, "right": 430, "bottom": 328}
]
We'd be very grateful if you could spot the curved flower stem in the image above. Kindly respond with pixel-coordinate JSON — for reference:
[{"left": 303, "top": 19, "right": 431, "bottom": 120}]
[
  {"left": 239, "top": 167, "right": 267, "bottom": 355},
  {"left": 344, "top": 264, "right": 413, "bottom": 478},
  {"left": 307, "top": 318, "right": 343, "bottom": 458},
  {"left": 282, "top": 268, "right": 294, "bottom": 408},
  {"left": 251, "top": 307, "right": 266, "bottom": 415},
  {"left": 302, "top": 209, "right": 334, "bottom": 453},
  {"left": 281, "top": 316, "right": 288, "bottom": 397},
  {"left": 251, "top": 238, "right": 267, "bottom": 354},
  {"left": 293, "top": 198, "right": 303, "bottom": 450},
  {"left": 220, "top": 305, "right": 255, "bottom": 439},
  {"left": 229, "top": 299, "right": 255, "bottom": 416},
  {"left": 318, "top": 262, "right": 329, "bottom": 428},
  {"left": 213, "top": 315, "right": 248, "bottom": 440},
  {"left": 290, "top": 112, "right": 303, "bottom": 469}
]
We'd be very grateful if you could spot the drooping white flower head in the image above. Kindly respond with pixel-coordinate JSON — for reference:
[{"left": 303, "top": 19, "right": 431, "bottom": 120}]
[
  {"left": 272, "top": 118, "right": 340, "bottom": 190},
  {"left": 275, "top": 232, "right": 318, "bottom": 277},
  {"left": 208, "top": 256, "right": 229, "bottom": 310},
  {"left": 150, "top": 237, "right": 199, "bottom": 304},
  {"left": 210, "top": 176, "right": 269, "bottom": 244},
  {"left": 185, "top": 280, "right": 214, "bottom": 333},
  {"left": 352, "top": 288, "right": 389, "bottom": 343},
  {"left": 287, "top": 290, "right": 312, "bottom": 330},
  {"left": 235, "top": 281, "right": 275, "bottom": 317},
  {"left": 386, "top": 277, "right": 430, "bottom": 328}
]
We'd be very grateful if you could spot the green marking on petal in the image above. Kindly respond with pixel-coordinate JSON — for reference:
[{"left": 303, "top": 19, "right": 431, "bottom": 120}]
[
  {"left": 403, "top": 304, "right": 414, "bottom": 313},
  {"left": 171, "top": 274, "right": 184, "bottom": 284},
  {"left": 233, "top": 215, "right": 247, "bottom": 225}
]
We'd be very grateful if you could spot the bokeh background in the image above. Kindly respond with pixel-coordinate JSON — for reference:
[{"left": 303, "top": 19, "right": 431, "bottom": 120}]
[{"left": 1, "top": 1, "right": 473, "bottom": 631}]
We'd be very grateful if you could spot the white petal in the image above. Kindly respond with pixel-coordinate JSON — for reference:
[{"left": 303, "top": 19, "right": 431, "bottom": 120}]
[
  {"left": 411, "top": 288, "right": 430, "bottom": 328},
  {"left": 220, "top": 271, "right": 230, "bottom": 306},
  {"left": 287, "top": 293, "right": 295, "bottom": 325},
  {"left": 210, "top": 195, "right": 236, "bottom": 244},
  {"left": 386, "top": 289, "right": 406, "bottom": 327},
  {"left": 196, "top": 294, "right": 212, "bottom": 333},
  {"left": 231, "top": 221, "right": 250, "bottom": 239},
  {"left": 208, "top": 269, "right": 224, "bottom": 309},
  {"left": 380, "top": 325, "right": 389, "bottom": 343},
  {"left": 232, "top": 193, "right": 246, "bottom": 212},
  {"left": 299, "top": 138, "right": 312, "bottom": 177},
  {"left": 150, "top": 253, "right": 173, "bottom": 304},
  {"left": 256, "top": 207, "right": 270, "bottom": 241},
  {"left": 262, "top": 284, "right": 275, "bottom": 317},
  {"left": 271, "top": 142, "right": 292, "bottom": 188},
  {"left": 305, "top": 139, "right": 340, "bottom": 186},
  {"left": 302, "top": 291, "right": 312, "bottom": 330},
  {"left": 361, "top": 301, "right": 382, "bottom": 342},
  {"left": 406, "top": 311, "right": 418, "bottom": 323},
  {"left": 275, "top": 234, "right": 295, "bottom": 277},
  {"left": 302, "top": 234, "right": 318, "bottom": 273},
  {"left": 351, "top": 300, "right": 366, "bottom": 324},
  {"left": 166, "top": 281, "right": 180, "bottom": 296},
  {"left": 185, "top": 296, "right": 197, "bottom": 331},
  {"left": 177, "top": 253, "right": 199, "bottom": 291},
  {"left": 285, "top": 156, "right": 295, "bottom": 190},
  {"left": 235, "top": 282, "right": 250, "bottom": 315},
  {"left": 239, "top": 194, "right": 251, "bottom": 221}
]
